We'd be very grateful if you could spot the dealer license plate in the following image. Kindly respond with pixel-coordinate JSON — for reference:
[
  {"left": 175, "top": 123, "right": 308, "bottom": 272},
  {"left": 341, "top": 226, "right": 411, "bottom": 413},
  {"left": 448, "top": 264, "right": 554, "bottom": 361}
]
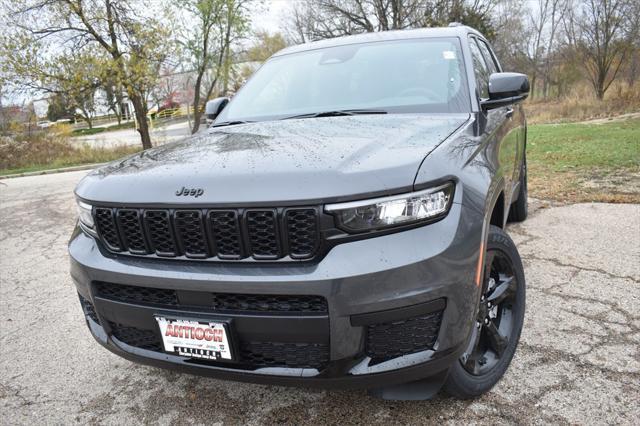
[{"left": 155, "top": 316, "right": 233, "bottom": 361}]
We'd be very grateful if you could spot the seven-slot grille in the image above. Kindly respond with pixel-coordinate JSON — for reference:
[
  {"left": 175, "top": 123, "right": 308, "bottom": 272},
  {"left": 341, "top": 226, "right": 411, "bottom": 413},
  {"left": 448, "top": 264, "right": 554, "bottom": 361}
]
[{"left": 93, "top": 206, "right": 320, "bottom": 261}]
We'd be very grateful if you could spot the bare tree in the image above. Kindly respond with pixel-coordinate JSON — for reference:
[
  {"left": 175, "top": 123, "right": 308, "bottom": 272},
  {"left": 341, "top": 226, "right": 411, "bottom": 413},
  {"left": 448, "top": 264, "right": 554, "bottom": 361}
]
[
  {"left": 491, "top": 0, "right": 529, "bottom": 71},
  {"left": 283, "top": 0, "right": 500, "bottom": 43},
  {"left": 284, "top": 2, "right": 315, "bottom": 44},
  {"left": 621, "top": 0, "right": 640, "bottom": 86},
  {"left": 540, "top": 0, "right": 567, "bottom": 97},
  {"left": 521, "top": 0, "right": 567, "bottom": 99},
  {"left": 563, "top": 0, "right": 633, "bottom": 100}
]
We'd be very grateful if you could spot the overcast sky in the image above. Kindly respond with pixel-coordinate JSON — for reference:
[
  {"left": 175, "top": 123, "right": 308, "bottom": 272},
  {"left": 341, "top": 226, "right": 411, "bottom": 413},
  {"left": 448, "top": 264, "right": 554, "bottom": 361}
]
[{"left": 251, "top": 0, "right": 294, "bottom": 34}]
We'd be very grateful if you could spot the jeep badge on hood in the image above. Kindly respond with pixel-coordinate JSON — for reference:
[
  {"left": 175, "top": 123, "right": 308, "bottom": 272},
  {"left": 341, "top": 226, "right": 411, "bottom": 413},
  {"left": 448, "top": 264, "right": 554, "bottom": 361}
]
[{"left": 175, "top": 187, "right": 204, "bottom": 197}]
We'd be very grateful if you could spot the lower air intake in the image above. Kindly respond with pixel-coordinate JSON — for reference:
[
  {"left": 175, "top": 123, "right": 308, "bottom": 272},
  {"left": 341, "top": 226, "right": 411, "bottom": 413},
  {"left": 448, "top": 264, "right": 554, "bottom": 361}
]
[{"left": 365, "top": 310, "right": 443, "bottom": 363}]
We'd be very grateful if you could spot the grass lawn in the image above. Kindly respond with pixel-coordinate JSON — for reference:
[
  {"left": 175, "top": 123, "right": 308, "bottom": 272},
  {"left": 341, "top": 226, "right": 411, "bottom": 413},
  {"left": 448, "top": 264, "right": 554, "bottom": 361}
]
[
  {"left": 0, "top": 144, "right": 140, "bottom": 176},
  {"left": 527, "top": 117, "right": 640, "bottom": 203}
]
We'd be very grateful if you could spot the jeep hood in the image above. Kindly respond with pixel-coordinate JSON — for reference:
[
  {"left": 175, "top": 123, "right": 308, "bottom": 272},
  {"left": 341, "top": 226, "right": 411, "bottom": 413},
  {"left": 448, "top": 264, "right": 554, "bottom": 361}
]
[{"left": 76, "top": 114, "right": 469, "bottom": 205}]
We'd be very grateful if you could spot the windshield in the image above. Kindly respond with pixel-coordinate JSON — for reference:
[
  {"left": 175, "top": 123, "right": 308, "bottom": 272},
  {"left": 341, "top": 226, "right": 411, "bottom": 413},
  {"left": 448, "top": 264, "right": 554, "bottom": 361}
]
[{"left": 216, "top": 37, "right": 471, "bottom": 124}]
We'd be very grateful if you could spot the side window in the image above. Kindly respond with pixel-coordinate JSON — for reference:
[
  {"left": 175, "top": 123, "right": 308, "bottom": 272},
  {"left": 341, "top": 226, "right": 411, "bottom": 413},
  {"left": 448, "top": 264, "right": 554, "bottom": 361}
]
[
  {"left": 477, "top": 39, "right": 500, "bottom": 74},
  {"left": 468, "top": 37, "right": 490, "bottom": 99}
]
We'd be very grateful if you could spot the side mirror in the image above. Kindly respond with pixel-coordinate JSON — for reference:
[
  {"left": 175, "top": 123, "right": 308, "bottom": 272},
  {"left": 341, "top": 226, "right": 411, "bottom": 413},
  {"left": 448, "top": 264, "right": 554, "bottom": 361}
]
[
  {"left": 481, "top": 73, "right": 530, "bottom": 111},
  {"left": 205, "top": 97, "right": 230, "bottom": 121}
]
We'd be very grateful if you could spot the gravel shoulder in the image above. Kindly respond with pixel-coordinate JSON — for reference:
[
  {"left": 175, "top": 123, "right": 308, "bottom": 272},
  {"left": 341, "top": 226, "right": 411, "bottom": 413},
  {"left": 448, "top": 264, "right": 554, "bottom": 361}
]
[{"left": 0, "top": 172, "right": 638, "bottom": 425}]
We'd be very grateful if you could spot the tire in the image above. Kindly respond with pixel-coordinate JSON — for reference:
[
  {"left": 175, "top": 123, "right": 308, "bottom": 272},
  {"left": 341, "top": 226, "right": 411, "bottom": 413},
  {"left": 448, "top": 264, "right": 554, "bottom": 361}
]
[
  {"left": 508, "top": 155, "right": 528, "bottom": 222},
  {"left": 443, "top": 225, "right": 526, "bottom": 399}
]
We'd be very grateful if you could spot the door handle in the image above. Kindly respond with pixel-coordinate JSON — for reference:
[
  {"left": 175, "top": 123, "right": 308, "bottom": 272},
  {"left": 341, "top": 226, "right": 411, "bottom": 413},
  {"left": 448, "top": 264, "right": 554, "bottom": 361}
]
[{"left": 506, "top": 108, "right": 514, "bottom": 118}]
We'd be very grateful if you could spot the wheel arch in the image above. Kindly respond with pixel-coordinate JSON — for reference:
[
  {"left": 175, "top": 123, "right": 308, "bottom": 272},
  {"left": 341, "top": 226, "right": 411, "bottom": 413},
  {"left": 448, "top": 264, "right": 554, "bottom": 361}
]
[
  {"left": 489, "top": 191, "right": 505, "bottom": 229},
  {"left": 485, "top": 176, "right": 507, "bottom": 231}
]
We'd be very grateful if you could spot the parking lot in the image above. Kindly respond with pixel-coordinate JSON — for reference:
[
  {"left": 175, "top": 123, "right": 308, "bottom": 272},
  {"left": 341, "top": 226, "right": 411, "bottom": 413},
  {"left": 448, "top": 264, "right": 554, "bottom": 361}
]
[{"left": 1, "top": 170, "right": 638, "bottom": 425}]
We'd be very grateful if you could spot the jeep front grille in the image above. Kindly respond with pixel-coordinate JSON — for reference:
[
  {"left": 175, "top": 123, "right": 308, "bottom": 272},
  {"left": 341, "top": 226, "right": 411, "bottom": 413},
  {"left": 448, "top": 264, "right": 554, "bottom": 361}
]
[{"left": 92, "top": 206, "right": 320, "bottom": 261}]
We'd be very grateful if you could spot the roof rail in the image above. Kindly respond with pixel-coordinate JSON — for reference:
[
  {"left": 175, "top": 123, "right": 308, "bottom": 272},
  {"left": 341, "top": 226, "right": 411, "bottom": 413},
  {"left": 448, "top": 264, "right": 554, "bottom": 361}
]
[{"left": 448, "top": 22, "right": 463, "bottom": 27}]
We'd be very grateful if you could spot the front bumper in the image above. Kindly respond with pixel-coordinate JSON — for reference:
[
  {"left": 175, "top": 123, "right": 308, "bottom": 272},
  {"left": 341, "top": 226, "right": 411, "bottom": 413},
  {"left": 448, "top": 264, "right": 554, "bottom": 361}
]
[{"left": 69, "top": 202, "right": 482, "bottom": 389}]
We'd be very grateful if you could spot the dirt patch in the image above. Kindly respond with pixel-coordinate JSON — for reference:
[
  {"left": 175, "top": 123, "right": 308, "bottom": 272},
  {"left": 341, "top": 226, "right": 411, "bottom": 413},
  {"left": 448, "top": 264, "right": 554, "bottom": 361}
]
[
  {"left": 530, "top": 169, "right": 640, "bottom": 204},
  {"left": 580, "top": 170, "right": 640, "bottom": 195},
  {"left": 578, "top": 112, "right": 640, "bottom": 125}
]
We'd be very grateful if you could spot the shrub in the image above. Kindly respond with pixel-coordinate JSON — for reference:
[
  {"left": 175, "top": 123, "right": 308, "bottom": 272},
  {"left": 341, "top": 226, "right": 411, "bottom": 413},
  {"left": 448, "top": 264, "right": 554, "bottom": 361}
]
[
  {"left": 525, "top": 81, "right": 640, "bottom": 124},
  {"left": 0, "top": 131, "right": 139, "bottom": 174}
]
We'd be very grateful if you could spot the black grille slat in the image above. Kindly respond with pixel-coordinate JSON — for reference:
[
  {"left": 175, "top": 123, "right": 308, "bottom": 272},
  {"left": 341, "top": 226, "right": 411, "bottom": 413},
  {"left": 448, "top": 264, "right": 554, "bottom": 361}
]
[
  {"left": 144, "top": 210, "right": 177, "bottom": 256},
  {"left": 246, "top": 210, "right": 280, "bottom": 259},
  {"left": 286, "top": 209, "right": 319, "bottom": 259},
  {"left": 211, "top": 293, "right": 328, "bottom": 313},
  {"left": 174, "top": 210, "right": 208, "bottom": 258},
  {"left": 94, "top": 208, "right": 121, "bottom": 250},
  {"left": 108, "top": 322, "right": 163, "bottom": 351},
  {"left": 95, "top": 282, "right": 178, "bottom": 306},
  {"left": 117, "top": 209, "right": 148, "bottom": 254},
  {"left": 94, "top": 282, "right": 327, "bottom": 313},
  {"left": 240, "top": 342, "right": 329, "bottom": 369},
  {"left": 94, "top": 207, "right": 319, "bottom": 261},
  {"left": 209, "top": 211, "right": 242, "bottom": 258},
  {"left": 366, "top": 311, "right": 443, "bottom": 363}
]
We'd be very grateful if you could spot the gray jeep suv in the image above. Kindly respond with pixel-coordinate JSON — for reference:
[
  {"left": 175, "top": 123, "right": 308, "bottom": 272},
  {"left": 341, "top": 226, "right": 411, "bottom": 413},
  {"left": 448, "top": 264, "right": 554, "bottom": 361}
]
[{"left": 69, "top": 25, "right": 529, "bottom": 399}]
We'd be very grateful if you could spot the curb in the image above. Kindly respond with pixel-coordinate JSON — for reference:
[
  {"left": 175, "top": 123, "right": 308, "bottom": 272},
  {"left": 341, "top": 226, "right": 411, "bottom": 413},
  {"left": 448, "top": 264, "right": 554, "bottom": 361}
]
[{"left": 0, "top": 163, "right": 105, "bottom": 179}]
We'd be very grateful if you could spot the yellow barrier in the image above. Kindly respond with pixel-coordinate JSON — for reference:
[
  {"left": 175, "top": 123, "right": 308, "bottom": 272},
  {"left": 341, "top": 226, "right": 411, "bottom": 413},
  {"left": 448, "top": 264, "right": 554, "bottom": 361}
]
[{"left": 140, "top": 104, "right": 206, "bottom": 130}]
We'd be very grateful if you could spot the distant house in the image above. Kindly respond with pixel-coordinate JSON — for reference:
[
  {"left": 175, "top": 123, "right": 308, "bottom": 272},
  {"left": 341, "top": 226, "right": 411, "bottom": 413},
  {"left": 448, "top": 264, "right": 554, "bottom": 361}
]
[
  {"left": 32, "top": 98, "right": 49, "bottom": 119},
  {"left": 1, "top": 105, "right": 29, "bottom": 125}
]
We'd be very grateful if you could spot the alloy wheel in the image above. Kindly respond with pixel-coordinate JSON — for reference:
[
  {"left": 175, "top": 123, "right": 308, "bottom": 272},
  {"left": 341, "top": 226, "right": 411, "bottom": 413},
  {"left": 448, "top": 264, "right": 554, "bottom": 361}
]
[{"left": 460, "top": 248, "right": 519, "bottom": 376}]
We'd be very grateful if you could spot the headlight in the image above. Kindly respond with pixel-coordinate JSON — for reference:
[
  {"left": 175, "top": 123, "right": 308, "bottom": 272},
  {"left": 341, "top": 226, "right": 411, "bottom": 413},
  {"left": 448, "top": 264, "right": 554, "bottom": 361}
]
[
  {"left": 325, "top": 182, "right": 454, "bottom": 233},
  {"left": 76, "top": 200, "right": 95, "bottom": 229}
]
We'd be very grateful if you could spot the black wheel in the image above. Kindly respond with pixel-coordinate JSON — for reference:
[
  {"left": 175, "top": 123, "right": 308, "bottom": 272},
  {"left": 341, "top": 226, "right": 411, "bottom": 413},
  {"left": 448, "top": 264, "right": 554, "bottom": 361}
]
[
  {"left": 508, "top": 155, "right": 528, "bottom": 222},
  {"left": 443, "top": 225, "right": 525, "bottom": 399}
]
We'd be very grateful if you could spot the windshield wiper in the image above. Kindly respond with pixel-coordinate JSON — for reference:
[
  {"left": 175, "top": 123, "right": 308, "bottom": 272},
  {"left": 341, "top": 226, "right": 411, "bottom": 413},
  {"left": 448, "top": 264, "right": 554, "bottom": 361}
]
[
  {"left": 283, "top": 109, "right": 388, "bottom": 120},
  {"left": 211, "top": 120, "right": 252, "bottom": 128}
]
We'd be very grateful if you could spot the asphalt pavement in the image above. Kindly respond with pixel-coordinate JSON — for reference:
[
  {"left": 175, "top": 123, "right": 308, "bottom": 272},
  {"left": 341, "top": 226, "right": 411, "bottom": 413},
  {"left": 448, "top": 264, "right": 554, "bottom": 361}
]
[
  {"left": 0, "top": 171, "right": 638, "bottom": 425},
  {"left": 70, "top": 120, "right": 196, "bottom": 148}
]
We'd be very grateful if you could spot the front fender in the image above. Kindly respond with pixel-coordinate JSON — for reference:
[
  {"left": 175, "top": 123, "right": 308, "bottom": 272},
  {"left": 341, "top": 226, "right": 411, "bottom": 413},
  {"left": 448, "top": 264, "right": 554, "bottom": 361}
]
[{"left": 414, "top": 116, "right": 507, "bottom": 288}]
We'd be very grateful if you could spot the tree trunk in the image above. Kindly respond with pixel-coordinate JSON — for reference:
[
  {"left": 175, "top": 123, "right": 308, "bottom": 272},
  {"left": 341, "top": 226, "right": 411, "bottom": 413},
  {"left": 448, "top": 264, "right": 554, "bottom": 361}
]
[
  {"left": 190, "top": 72, "right": 204, "bottom": 135},
  {"left": 191, "top": 65, "right": 222, "bottom": 135},
  {"left": 595, "top": 73, "right": 606, "bottom": 100},
  {"left": 530, "top": 75, "right": 537, "bottom": 100},
  {"left": 82, "top": 114, "right": 93, "bottom": 129},
  {"left": 186, "top": 102, "right": 192, "bottom": 132},
  {"left": 115, "top": 106, "right": 122, "bottom": 125},
  {"left": 191, "top": 104, "right": 203, "bottom": 134},
  {"left": 115, "top": 90, "right": 124, "bottom": 124},
  {"left": 193, "top": 74, "right": 220, "bottom": 134},
  {"left": 130, "top": 93, "right": 152, "bottom": 149}
]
